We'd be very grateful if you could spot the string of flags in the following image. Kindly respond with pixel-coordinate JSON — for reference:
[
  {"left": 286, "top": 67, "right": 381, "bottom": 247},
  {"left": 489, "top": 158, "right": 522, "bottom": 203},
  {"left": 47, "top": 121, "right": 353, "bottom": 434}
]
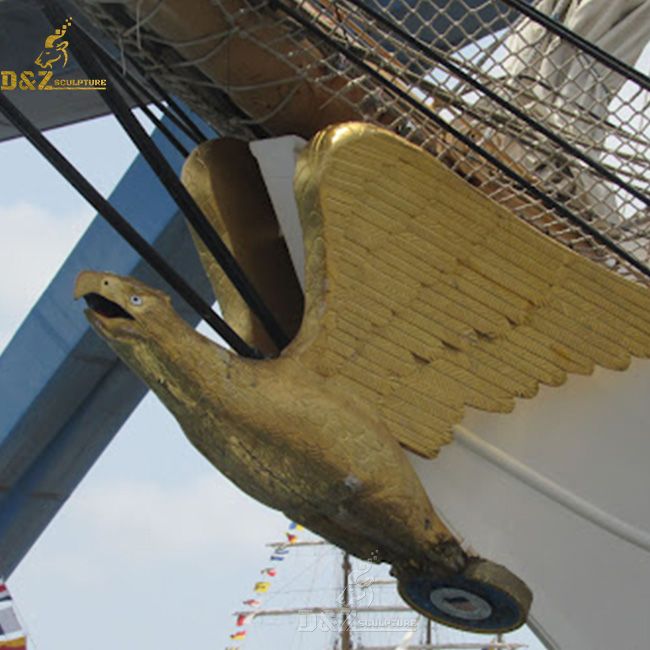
[
  {"left": 225, "top": 521, "right": 304, "bottom": 649},
  {"left": 0, "top": 582, "right": 27, "bottom": 650}
]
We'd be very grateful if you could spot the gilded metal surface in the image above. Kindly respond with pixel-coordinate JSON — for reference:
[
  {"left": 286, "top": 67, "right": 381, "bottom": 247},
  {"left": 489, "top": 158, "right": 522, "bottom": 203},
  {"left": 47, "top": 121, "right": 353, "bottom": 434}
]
[
  {"left": 181, "top": 138, "right": 303, "bottom": 356},
  {"left": 76, "top": 268, "right": 536, "bottom": 631},
  {"left": 74, "top": 122, "right": 650, "bottom": 630},
  {"left": 293, "top": 123, "right": 650, "bottom": 458},
  {"left": 73, "top": 270, "right": 469, "bottom": 579}
]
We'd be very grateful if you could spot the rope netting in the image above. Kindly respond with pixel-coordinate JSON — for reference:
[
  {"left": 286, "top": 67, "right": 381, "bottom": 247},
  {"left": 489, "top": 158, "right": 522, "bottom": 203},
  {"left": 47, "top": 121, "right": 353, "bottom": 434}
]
[{"left": 74, "top": 0, "right": 650, "bottom": 283}]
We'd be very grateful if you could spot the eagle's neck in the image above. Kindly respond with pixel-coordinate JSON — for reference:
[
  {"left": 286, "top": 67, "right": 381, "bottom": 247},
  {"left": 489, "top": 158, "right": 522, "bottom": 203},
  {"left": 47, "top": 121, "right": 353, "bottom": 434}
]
[{"left": 125, "top": 320, "right": 239, "bottom": 420}]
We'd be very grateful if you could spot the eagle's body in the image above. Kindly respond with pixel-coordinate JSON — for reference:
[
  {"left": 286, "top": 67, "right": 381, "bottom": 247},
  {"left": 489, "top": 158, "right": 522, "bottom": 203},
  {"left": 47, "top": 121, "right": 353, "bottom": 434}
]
[
  {"left": 74, "top": 123, "right": 650, "bottom": 632},
  {"left": 76, "top": 271, "right": 464, "bottom": 574}
]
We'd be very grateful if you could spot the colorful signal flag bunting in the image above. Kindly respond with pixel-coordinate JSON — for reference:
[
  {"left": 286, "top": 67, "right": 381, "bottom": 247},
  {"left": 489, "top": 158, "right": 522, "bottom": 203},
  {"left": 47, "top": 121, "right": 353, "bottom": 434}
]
[{"left": 243, "top": 598, "right": 261, "bottom": 607}]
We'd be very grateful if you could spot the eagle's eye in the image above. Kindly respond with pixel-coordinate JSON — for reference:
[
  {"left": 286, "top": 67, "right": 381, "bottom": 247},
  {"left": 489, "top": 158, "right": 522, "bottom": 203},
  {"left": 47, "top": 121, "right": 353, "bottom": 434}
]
[{"left": 130, "top": 295, "right": 143, "bottom": 306}]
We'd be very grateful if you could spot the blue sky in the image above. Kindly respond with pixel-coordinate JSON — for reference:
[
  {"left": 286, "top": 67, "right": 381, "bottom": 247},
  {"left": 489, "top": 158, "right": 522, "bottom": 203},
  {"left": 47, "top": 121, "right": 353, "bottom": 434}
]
[
  {"left": 2, "top": 17, "right": 648, "bottom": 649},
  {"left": 0, "top": 115, "right": 546, "bottom": 650}
]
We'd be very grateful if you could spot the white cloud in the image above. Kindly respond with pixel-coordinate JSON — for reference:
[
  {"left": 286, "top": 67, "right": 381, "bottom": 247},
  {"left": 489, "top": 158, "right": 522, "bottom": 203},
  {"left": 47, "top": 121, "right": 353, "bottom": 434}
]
[
  {"left": 59, "top": 473, "right": 282, "bottom": 564},
  {"left": 0, "top": 201, "right": 91, "bottom": 350}
]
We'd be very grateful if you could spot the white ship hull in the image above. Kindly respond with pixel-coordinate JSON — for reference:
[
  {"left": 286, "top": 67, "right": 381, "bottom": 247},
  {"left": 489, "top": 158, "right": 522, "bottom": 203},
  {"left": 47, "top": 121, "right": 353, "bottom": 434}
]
[
  {"left": 411, "top": 359, "right": 650, "bottom": 650},
  {"left": 253, "top": 134, "right": 650, "bottom": 650}
]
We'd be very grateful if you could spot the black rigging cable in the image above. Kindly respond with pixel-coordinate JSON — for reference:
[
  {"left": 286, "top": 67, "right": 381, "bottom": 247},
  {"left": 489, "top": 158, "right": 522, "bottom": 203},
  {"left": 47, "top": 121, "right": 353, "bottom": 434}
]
[
  {"left": 67, "top": 22, "right": 209, "bottom": 150},
  {"left": 49, "top": 11, "right": 291, "bottom": 350},
  {"left": 61, "top": 6, "right": 210, "bottom": 145},
  {"left": 346, "top": 0, "right": 650, "bottom": 208},
  {"left": 499, "top": 0, "right": 650, "bottom": 91},
  {"left": 121, "top": 44, "right": 268, "bottom": 141},
  {"left": 0, "top": 92, "right": 261, "bottom": 359},
  {"left": 102, "top": 45, "right": 210, "bottom": 147},
  {"left": 130, "top": 67, "right": 211, "bottom": 145},
  {"left": 97, "top": 48, "right": 192, "bottom": 158},
  {"left": 274, "top": 0, "right": 650, "bottom": 280}
]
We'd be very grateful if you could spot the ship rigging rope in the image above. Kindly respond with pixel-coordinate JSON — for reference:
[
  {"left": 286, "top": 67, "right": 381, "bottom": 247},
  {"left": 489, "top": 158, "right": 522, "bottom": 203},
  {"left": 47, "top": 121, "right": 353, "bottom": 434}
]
[
  {"left": 123, "top": 53, "right": 213, "bottom": 145},
  {"left": 134, "top": 56, "right": 269, "bottom": 141},
  {"left": 146, "top": 79, "right": 209, "bottom": 144},
  {"left": 273, "top": 0, "right": 650, "bottom": 281},
  {"left": 97, "top": 49, "right": 192, "bottom": 159},
  {"left": 343, "top": 0, "right": 650, "bottom": 209},
  {"left": 54, "top": 8, "right": 211, "bottom": 148},
  {"left": 73, "top": 26, "right": 291, "bottom": 351},
  {"left": 101, "top": 49, "right": 194, "bottom": 157},
  {"left": 0, "top": 92, "right": 261, "bottom": 359},
  {"left": 49, "top": 9, "right": 215, "bottom": 187},
  {"left": 43, "top": 3, "right": 291, "bottom": 352}
]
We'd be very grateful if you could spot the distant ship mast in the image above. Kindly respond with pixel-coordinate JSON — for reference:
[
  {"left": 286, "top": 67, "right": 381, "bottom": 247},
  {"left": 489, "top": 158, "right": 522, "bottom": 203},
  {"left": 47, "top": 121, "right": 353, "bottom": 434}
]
[{"left": 233, "top": 539, "right": 528, "bottom": 650}]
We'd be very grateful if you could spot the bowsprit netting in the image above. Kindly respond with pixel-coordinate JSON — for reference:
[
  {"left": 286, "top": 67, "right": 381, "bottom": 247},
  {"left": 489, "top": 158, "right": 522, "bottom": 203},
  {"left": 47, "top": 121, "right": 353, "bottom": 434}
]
[{"left": 74, "top": 0, "right": 650, "bottom": 283}]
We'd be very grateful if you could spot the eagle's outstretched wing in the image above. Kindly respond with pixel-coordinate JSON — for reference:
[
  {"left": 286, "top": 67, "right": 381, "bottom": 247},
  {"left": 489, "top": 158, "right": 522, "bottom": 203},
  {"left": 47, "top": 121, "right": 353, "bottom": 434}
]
[{"left": 290, "top": 123, "right": 650, "bottom": 458}]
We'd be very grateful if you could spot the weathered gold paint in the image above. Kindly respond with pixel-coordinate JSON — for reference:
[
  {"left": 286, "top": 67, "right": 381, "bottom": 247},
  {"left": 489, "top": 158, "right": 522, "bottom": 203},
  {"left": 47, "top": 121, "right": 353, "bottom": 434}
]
[
  {"left": 73, "top": 269, "right": 474, "bottom": 593},
  {"left": 181, "top": 138, "right": 303, "bottom": 356},
  {"left": 76, "top": 123, "right": 650, "bottom": 630},
  {"left": 184, "top": 123, "right": 650, "bottom": 458},
  {"left": 293, "top": 123, "right": 650, "bottom": 457}
]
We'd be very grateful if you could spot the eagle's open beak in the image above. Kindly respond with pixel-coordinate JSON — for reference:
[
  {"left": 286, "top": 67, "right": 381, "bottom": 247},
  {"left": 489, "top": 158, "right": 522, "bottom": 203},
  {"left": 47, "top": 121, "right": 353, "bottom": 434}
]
[{"left": 74, "top": 270, "right": 103, "bottom": 300}]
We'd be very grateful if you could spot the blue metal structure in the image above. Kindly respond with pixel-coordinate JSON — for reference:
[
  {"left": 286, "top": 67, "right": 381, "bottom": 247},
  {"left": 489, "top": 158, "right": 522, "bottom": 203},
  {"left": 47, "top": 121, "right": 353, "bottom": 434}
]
[
  {"left": 0, "top": 0, "right": 524, "bottom": 577},
  {"left": 0, "top": 122, "right": 214, "bottom": 576}
]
